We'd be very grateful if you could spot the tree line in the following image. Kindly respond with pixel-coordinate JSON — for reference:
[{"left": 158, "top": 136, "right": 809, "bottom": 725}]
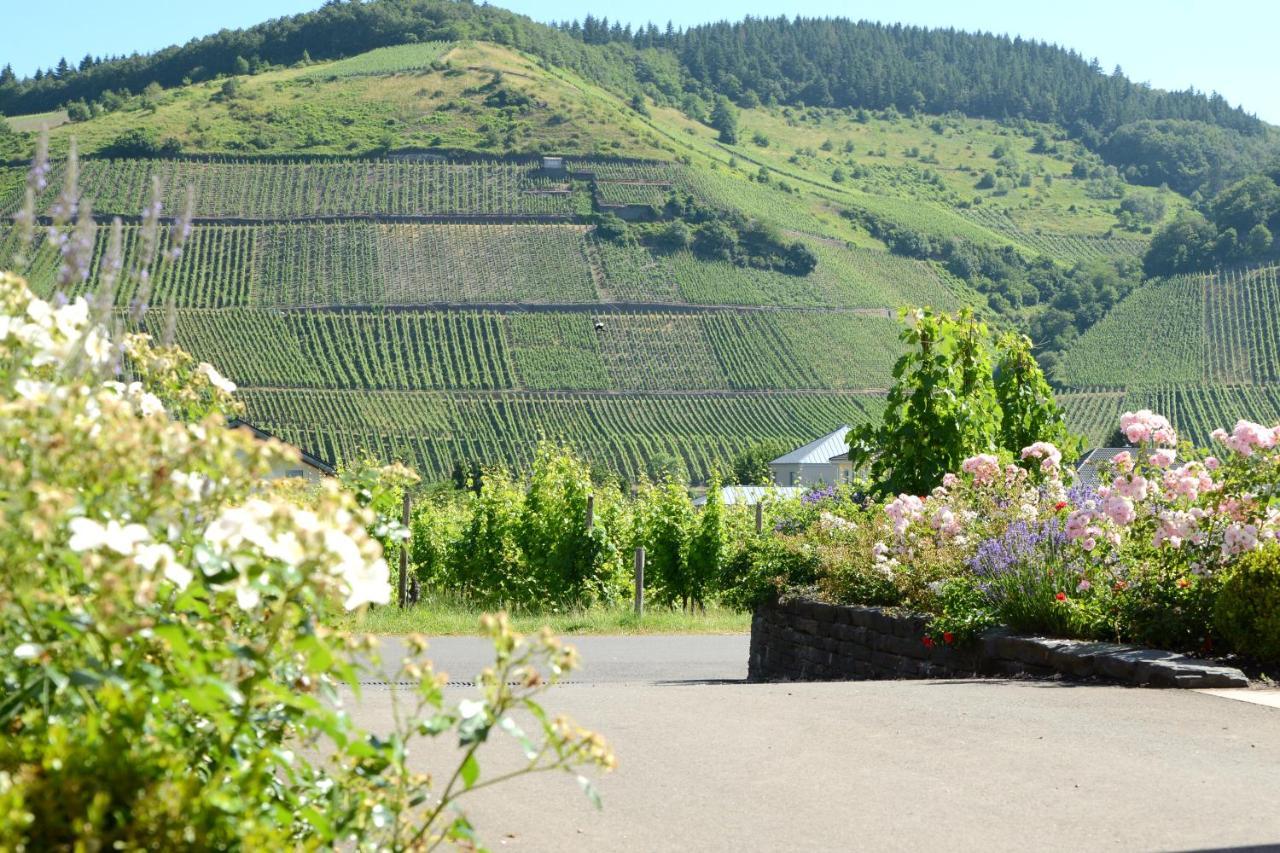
[{"left": 1, "top": 1, "right": 1267, "bottom": 163}]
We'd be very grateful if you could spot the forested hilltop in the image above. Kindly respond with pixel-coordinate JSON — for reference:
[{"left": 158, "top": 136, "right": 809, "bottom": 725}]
[{"left": 3, "top": 0, "right": 1280, "bottom": 481}]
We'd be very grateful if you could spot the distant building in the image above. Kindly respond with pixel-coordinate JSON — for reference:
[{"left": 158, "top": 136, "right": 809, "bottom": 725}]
[
  {"left": 541, "top": 155, "right": 565, "bottom": 172},
  {"left": 770, "top": 426, "right": 852, "bottom": 487},
  {"left": 228, "top": 419, "right": 336, "bottom": 483},
  {"left": 1074, "top": 447, "right": 1131, "bottom": 490},
  {"left": 693, "top": 485, "right": 804, "bottom": 508}
]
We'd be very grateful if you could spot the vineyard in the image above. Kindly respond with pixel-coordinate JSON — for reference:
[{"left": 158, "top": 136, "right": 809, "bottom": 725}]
[
  {"left": 1054, "top": 263, "right": 1280, "bottom": 449},
  {"left": 255, "top": 222, "right": 598, "bottom": 305},
  {"left": 301, "top": 41, "right": 457, "bottom": 78},
  {"left": 1, "top": 159, "right": 578, "bottom": 219},
  {"left": 148, "top": 307, "right": 907, "bottom": 396},
  {"left": 235, "top": 388, "right": 887, "bottom": 482},
  {"left": 1056, "top": 263, "right": 1280, "bottom": 388},
  {"left": 959, "top": 205, "right": 1149, "bottom": 262},
  {"left": 596, "top": 239, "right": 962, "bottom": 309},
  {"left": 1204, "top": 265, "right": 1280, "bottom": 384},
  {"left": 1053, "top": 274, "right": 1205, "bottom": 387}
]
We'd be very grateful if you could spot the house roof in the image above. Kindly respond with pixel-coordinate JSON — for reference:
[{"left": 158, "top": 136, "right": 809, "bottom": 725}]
[
  {"left": 228, "top": 418, "right": 337, "bottom": 476},
  {"left": 693, "top": 485, "right": 804, "bottom": 507},
  {"left": 1074, "top": 447, "right": 1131, "bottom": 489},
  {"left": 771, "top": 426, "right": 851, "bottom": 466}
]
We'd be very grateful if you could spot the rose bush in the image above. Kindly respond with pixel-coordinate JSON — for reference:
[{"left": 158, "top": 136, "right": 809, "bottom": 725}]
[
  {"left": 752, "top": 404, "right": 1280, "bottom": 661},
  {"left": 0, "top": 271, "right": 613, "bottom": 848}
]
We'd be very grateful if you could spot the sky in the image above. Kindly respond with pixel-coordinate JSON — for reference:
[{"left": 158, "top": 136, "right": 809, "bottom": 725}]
[{"left": 2, "top": 0, "right": 1277, "bottom": 124}]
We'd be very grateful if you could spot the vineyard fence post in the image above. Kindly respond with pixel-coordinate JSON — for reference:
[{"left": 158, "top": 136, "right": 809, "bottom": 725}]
[
  {"left": 586, "top": 493, "right": 594, "bottom": 532},
  {"left": 398, "top": 491, "right": 411, "bottom": 609},
  {"left": 633, "top": 546, "right": 645, "bottom": 617},
  {"left": 755, "top": 501, "right": 763, "bottom": 534}
]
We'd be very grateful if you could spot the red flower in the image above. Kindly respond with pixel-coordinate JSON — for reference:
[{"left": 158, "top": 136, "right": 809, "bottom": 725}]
[
  {"left": 943, "top": 632, "right": 954, "bottom": 645},
  {"left": 1054, "top": 592, "right": 1067, "bottom": 601},
  {"left": 922, "top": 636, "right": 935, "bottom": 649},
  {"left": 1054, "top": 501, "right": 1068, "bottom": 511}
]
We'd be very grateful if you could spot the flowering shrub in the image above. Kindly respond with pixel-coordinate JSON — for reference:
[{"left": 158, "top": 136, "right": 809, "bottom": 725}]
[
  {"left": 762, "top": 404, "right": 1280, "bottom": 660},
  {"left": 0, "top": 272, "right": 613, "bottom": 847}
]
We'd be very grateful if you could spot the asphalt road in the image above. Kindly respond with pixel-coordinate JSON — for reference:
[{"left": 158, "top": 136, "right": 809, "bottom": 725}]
[
  {"left": 361, "top": 634, "right": 750, "bottom": 684},
  {"left": 346, "top": 635, "right": 1280, "bottom": 852}
]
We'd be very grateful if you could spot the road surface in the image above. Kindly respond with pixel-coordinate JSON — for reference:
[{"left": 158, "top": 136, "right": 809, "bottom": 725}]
[{"left": 345, "top": 635, "right": 1280, "bottom": 851}]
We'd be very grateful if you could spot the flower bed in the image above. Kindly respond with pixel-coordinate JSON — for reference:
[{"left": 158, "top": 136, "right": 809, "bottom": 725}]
[{"left": 743, "top": 409, "right": 1280, "bottom": 672}]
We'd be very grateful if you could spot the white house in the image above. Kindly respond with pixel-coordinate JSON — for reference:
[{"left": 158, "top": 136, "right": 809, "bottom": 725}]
[{"left": 769, "top": 426, "right": 852, "bottom": 487}]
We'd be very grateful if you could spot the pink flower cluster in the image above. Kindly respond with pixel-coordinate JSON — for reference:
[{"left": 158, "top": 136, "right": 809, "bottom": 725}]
[
  {"left": 1065, "top": 505, "right": 1105, "bottom": 551},
  {"left": 1119, "top": 410, "right": 1177, "bottom": 447},
  {"left": 1161, "top": 462, "right": 1217, "bottom": 503},
  {"left": 1211, "top": 420, "right": 1278, "bottom": 457},
  {"left": 1020, "top": 441, "right": 1063, "bottom": 473},
  {"left": 960, "top": 453, "right": 1001, "bottom": 485},
  {"left": 885, "top": 494, "right": 925, "bottom": 536},
  {"left": 1154, "top": 508, "right": 1208, "bottom": 549},
  {"left": 1102, "top": 470, "right": 1148, "bottom": 502},
  {"left": 1222, "top": 523, "right": 1261, "bottom": 556},
  {"left": 930, "top": 506, "right": 962, "bottom": 536}
]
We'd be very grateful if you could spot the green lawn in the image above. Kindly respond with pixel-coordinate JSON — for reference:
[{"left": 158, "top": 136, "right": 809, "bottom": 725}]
[{"left": 340, "top": 595, "right": 751, "bottom": 635}]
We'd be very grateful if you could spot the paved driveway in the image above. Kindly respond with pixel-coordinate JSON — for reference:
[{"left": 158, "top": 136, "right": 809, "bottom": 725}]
[{"left": 347, "top": 635, "right": 1280, "bottom": 852}]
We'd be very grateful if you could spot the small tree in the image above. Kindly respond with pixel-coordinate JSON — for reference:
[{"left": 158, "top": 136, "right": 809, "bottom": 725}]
[
  {"left": 711, "top": 96, "right": 738, "bottom": 144},
  {"left": 847, "top": 308, "right": 1001, "bottom": 496},
  {"left": 1246, "top": 223, "right": 1274, "bottom": 256},
  {"left": 994, "top": 332, "right": 1079, "bottom": 465},
  {"left": 633, "top": 478, "right": 692, "bottom": 607},
  {"left": 517, "top": 443, "right": 613, "bottom": 605},
  {"left": 686, "top": 474, "right": 725, "bottom": 610}
]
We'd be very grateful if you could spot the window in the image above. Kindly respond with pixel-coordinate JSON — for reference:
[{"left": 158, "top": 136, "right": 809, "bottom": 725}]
[{"left": 789, "top": 471, "right": 799, "bottom": 486}]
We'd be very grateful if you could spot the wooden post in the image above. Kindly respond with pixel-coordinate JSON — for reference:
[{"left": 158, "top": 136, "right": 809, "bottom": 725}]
[
  {"left": 585, "top": 493, "right": 595, "bottom": 532},
  {"left": 398, "top": 491, "right": 411, "bottom": 609},
  {"left": 755, "top": 501, "right": 763, "bottom": 534},
  {"left": 633, "top": 546, "right": 645, "bottom": 617}
]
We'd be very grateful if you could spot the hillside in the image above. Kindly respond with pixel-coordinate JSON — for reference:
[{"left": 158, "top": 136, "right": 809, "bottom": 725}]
[
  {"left": 1056, "top": 262, "right": 1280, "bottom": 446},
  {"left": 3, "top": 5, "right": 1278, "bottom": 481}
]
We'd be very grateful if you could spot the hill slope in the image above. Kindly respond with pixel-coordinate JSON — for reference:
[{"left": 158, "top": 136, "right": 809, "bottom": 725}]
[
  {"left": 1056, "top": 262, "right": 1280, "bottom": 445},
  {"left": 3, "top": 17, "right": 1277, "bottom": 479}
]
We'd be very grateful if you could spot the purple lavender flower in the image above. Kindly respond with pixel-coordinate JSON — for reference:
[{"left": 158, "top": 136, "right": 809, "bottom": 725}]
[{"left": 969, "top": 517, "right": 1066, "bottom": 578}]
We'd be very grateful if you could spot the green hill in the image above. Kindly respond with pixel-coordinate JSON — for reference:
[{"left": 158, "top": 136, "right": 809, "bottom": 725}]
[
  {"left": 3, "top": 3, "right": 1278, "bottom": 480},
  {"left": 1056, "top": 262, "right": 1280, "bottom": 445}
]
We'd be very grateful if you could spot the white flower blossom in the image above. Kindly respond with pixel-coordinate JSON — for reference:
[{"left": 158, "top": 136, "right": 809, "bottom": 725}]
[
  {"left": 134, "top": 543, "right": 193, "bottom": 590},
  {"left": 458, "top": 699, "right": 487, "bottom": 720},
  {"left": 13, "top": 643, "right": 41, "bottom": 660},
  {"left": 68, "top": 517, "right": 151, "bottom": 555},
  {"left": 198, "top": 362, "right": 236, "bottom": 393}
]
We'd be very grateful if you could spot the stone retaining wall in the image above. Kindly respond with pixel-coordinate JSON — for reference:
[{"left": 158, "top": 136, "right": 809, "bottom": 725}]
[{"left": 748, "top": 598, "right": 1249, "bottom": 689}]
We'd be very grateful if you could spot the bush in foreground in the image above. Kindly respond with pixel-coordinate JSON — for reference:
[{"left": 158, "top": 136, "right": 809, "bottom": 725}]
[{"left": 0, "top": 267, "right": 612, "bottom": 846}]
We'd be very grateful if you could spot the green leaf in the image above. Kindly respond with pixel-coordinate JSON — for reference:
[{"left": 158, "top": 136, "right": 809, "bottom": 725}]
[
  {"left": 419, "top": 713, "right": 455, "bottom": 736},
  {"left": 460, "top": 752, "right": 480, "bottom": 790},
  {"left": 577, "top": 774, "right": 603, "bottom": 810},
  {"left": 154, "top": 623, "right": 191, "bottom": 655},
  {"left": 499, "top": 715, "right": 538, "bottom": 760}
]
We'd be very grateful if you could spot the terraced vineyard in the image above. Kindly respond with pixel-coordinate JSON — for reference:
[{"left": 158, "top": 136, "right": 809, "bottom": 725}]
[
  {"left": 597, "top": 240, "right": 962, "bottom": 309},
  {"left": 959, "top": 206, "right": 1149, "bottom": 262},
  {"left": 1, "top": 159, "right": 578, "bottom": 219},
  {"left": 1056, "top": 263, "right": 1280, "bottom": 389},
  {"left": 1057, "top": 263, "right": 1280, "bottom": 447},
  {"left": 256, "top": 222, "right": 598, "bottom": 305},
  {"left": 236, "top": 388, "right": 887, "bottom": 481}
]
